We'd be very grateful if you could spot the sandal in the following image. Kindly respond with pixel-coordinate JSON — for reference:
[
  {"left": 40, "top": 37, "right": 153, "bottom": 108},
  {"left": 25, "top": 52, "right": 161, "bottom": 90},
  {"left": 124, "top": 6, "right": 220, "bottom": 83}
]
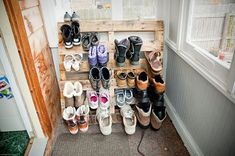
[
  {"left": 144, "top": 51, "right": 163, "bottom": 73},
  {"left": 63, "top": 54, "right": 74, "bottom": 72},
  {"left": 72, "top": 53, "right": 83, "bottom": 71}
]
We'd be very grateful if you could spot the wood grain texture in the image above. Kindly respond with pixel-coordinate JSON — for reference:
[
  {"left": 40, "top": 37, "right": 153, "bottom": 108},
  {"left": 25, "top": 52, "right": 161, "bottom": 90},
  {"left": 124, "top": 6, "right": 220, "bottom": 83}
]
[
  {"left": 19, "top": 0, "right": 39, "bottom": 10},
  {"left": 3, "top": 0, "right": 52, "bottom": 137}
]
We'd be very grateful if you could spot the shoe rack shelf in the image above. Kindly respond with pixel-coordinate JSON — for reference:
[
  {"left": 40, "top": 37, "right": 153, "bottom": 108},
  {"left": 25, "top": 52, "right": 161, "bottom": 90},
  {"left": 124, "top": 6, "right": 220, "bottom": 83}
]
[{"left": 58, "top": 20, "right": 164, "bottom": 120}]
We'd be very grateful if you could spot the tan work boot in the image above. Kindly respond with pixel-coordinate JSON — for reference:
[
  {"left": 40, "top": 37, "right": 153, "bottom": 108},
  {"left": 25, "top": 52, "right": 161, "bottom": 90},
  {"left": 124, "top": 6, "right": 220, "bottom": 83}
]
[
  {"left": 136, "top": 71, "right": 148, "bottom": 90},
  {"left": 135, "top": 104, "right": 152, "bottom": 128}
]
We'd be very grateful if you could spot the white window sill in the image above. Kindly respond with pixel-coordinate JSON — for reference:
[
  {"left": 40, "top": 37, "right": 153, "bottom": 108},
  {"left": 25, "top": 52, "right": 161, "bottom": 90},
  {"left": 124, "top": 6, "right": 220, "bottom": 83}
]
[{"left": 165, "top": 39, "right": 235, "bottom": 104}]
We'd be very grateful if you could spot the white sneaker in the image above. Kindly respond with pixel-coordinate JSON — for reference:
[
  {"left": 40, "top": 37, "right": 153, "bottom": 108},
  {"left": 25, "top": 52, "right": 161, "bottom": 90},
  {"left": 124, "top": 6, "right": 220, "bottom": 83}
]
[
  {"left": 120, "top": 105, "right": 136, "bottom": 135},
  {"left": 87, "top": 90, "right": 98, "bottom": 109},
  {"left": 63, "top": 82, "right": 75, "bottom": 107},
  {"left": 72, "top": 53, "right": 83, "bottom": 71},
  {"left": 99, "top": 89, "right": 110, "bottom": 110},
  {"left": 64, "top": 54, "right": 74, "bottom": 72},
  {"left": 96, "top": 107, "right": 112, "bottom": 135}
]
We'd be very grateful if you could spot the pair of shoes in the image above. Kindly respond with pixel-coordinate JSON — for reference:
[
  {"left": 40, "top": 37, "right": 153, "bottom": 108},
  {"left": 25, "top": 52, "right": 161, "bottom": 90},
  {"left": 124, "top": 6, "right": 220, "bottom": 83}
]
[
  {"left": 60, "top": 21, "right": 81, "bottom": 48},
  {"left": 62, "top": 105, "right": 90, "bottom": 134},
  {"left": 92, "top": 90, "right": 112, "bottom": 135},
  {"left": 87, "top": 90, "right": 110, "bottom": 110},
  {"left": 64, "top": 12, "right": 79, "bottom": 22},
  {"left": 115, "top": 89, "right": 134, "bottom": 107},
  {"left": 82, "top": 32, "right": 99, "bottom": 51},
  {"left": 63, "top": 81, "right": 84, "bottom": 107},
  {"left": 145, "top": 51, "right": 163, "bottom": 75},
  {"left": 88, "top": 44, "right": 108, "bottom": 67},
  {"left": 114, "top": 36, "right": 143, "bottom": 67},
  {"left": 89, "top": 67, "right": 111, "bottom": 90},
  {"left": 120, "top": 105, "right": 137, "bottom": 135},
  {"left": 116, "top": 70, "right": 136, "bottom": 87},
  {"left": 63, "top": 53, "right": 83, "bottom": 71}
]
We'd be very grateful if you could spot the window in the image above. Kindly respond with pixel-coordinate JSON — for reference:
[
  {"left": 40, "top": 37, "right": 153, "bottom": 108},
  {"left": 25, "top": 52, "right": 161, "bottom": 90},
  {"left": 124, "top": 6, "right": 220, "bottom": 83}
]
[
  {"left": 166, "top": 0, "right": 235, "bottom": 100},
  {"left": 189, "top": 0, "right": 235, "bottom": 68}
]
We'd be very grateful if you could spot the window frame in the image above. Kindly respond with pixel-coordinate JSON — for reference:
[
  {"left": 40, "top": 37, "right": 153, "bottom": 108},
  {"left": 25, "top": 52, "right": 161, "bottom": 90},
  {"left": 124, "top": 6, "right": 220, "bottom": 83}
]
[{"left": 165, "top": 0, "right": 235, "bottom": 103}]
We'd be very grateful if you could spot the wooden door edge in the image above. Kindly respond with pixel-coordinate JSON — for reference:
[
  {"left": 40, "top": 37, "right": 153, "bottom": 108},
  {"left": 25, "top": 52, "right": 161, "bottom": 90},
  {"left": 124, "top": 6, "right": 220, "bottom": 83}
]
[{"left": 3, "top": 0, "right": 52, "bottom": 138}]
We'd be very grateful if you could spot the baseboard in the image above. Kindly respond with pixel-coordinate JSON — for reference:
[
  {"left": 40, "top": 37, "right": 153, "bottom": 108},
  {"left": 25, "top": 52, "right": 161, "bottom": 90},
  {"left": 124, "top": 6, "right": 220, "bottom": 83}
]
[{"left": 164, "top": 95, "right": 204, "bottom": 156}]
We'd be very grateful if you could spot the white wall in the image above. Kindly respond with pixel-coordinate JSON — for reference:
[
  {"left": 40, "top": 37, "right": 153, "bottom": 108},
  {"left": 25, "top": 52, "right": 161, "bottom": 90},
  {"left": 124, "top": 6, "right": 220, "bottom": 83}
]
[{"left": 0, "top": 61, "right": 25, "bottom": 131}]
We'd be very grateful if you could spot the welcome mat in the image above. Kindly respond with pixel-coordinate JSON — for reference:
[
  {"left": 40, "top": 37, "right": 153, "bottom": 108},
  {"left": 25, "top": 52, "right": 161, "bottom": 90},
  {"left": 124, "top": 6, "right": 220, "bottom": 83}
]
[{"left": 52, "top": 132, "right": 130, "bottom": 156}]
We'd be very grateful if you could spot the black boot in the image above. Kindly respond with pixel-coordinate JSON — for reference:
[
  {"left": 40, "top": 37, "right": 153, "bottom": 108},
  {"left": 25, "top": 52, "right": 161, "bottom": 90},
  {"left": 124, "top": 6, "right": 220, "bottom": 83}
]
[
  {"left": 71, "top": 21, "right": 81, "bottom": 46},
  {"left": 128, "top": 36, "right": 143, "bottom": 65},
  {"left": 114, "top": 39, "right": 130, "bottom": 67},
  {"left": 134, "top": 88, "right": 151, "bottom": 113},
  {"left": 60, "top": 24, "right": 73, "bottom": 49}
]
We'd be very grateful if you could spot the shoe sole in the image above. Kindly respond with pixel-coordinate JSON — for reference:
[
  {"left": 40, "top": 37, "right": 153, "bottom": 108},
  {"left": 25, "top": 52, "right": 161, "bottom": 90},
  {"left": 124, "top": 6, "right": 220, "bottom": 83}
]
[
  {"left": 64, "top": 18, "right": 71, "bottom": 22},
  {"left": 150, "top": 124, "right": 160, "bottom": 131},
  {"left": 131, "top": 61, "right": 139, "bottom": 65},
  {"left": 137, "top": 120, "right": 149, "bottom": 129},
  {"left": 116, "top": 62, "right": 125, "bottom": 67},
  {"left": 73, "top": 42, "right": 81, "bottom": 46},
  {"left": 65, "top": 44, "right": 73, "bottom": 49}
]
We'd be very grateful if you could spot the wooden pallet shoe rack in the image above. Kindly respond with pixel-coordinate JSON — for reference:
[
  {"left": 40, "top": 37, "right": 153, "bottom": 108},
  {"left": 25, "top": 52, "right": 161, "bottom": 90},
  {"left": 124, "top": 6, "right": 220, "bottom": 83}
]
[{"left": 58, "top": 20, "right": 164, "bottom": 124}]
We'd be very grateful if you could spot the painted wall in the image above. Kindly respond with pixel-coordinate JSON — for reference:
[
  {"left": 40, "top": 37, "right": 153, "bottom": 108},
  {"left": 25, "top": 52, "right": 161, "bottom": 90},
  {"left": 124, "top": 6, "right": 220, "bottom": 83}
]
[
  {"left": 0, "top": 60, "right": 25, "bottom": 131},
  {"left": 19, "top": 0, "right": 60, "bottom": 129}
]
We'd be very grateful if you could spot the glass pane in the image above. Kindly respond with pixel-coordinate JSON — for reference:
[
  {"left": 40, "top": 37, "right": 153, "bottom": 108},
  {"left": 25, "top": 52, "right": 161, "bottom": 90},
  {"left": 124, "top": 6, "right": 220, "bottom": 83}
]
[
  {"left": 71, "top": 0, "right": 112, "bottom": 20},
  {"left": 190, "top": 0, "right": 235, "bottom": 68}
]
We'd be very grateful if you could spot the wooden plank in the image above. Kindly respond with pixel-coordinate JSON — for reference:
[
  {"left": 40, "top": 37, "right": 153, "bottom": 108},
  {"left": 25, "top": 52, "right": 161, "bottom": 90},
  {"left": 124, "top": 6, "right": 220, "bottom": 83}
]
[
  {"left": 21, "top": 6, "right": 43, "bottom": 37},
  {"left": 19, "top": 0, "right": 39, "bottom": 10},
  {"left": 58, "top": 20, "right": 163, "bottom": 32},
  {"left": 58, "top": 40, "right": 161, "bottom": 55},
  {"left": 4, "top": 0, "right": 52, "bottom": 137}
]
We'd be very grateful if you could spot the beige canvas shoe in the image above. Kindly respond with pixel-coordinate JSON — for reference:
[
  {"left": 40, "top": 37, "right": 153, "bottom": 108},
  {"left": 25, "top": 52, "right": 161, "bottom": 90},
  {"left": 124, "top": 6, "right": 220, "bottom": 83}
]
[
  {"left": 120, "top": 105, "right": 136, "bottom": 135},
  {"left": 96, "top": 107, "right": 112, "bottom": 135}
]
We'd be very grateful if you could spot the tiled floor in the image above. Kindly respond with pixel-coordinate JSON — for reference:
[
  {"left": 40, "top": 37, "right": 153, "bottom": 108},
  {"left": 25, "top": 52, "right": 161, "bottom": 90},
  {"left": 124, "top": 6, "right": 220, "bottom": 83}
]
[
  {"left": 47, "top": 116, "right": 189, "bottom": 156},
  {"left": 0, "top": 131, "right": 29, "bottom": 156}
]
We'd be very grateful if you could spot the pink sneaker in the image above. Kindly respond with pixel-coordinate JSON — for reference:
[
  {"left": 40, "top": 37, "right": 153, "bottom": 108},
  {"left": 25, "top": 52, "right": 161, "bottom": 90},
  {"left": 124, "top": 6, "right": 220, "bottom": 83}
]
[
  {"left": 99, "top": 90, "right": 110, "bottom": 110},
  {"left": 87, "top": 91, "right": 98, "bottom": 109}
]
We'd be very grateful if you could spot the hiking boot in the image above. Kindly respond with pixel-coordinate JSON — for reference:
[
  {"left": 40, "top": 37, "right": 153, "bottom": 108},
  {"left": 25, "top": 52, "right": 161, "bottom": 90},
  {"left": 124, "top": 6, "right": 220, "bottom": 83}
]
[
  {"left": 116, "top": 70, "right": 127, "bottom": 87},
  {"left": 71, "top": 12, "right": 79, "bottom": 21},
  {"left": 73, "top": 81, "right": 84, "bottom": 107},
  {"left": 97, "top": 44, "right": 108, "bottom": 67},
  {"left": 136, "top": 71, "right": 148, "bottom": 90},
  {"left": 100, "top": 67, "right": 111, "bottom": 89},
  {"left": 151, "top": 106, "right": 166, "bottom": 130},
  {"left": 128, "top": 36, "right": 143, "bottom": 65},
  {"left": 82, "top": 33, "right": 91, "bottom": 51},
  {"left": 87, "top": 90, "right": 99, "bottom": 109},
  {"left": 89, "top": 67, "right": 101, "bottom": 90},
  {"left": 120, "top": 105, "right": 137, "bottom": 135},
  {"left": 60, "top": 24, "right": 73, "bottom": 49},
  {"left": 91, "top": 32, "right": 99, "bottom": 46},
  {"left": 71, "top": 21, "right": 81, "bottom": 45},
  {"left": 64, "top": 12, "right": 71, "bottom": 22},
  {"left": 88, "top": 46, "right": 98, "bottom": 67},
  {"left": 135, "top": 104, "right": 152, "bottom": 128},
  {"left": 96, "top": 107, "right": 112, "bottom": 135},
  {"left": 127, "top": 71, "right": 136, "bottom": 87},
  {"left": 114, "top": 39, "right": 130, "bottom": 67},
  {"left": 76, "top": 105, "right": 90, "bottom": 132},
  {"left": 63, "top": 107, "right": 78, "bottom": 134},
  {"left": 151, "top": 75, "right": 165, "bottom": 94},
  {"left": 63, "top": 81, "right": 75, "bottom": 107}
]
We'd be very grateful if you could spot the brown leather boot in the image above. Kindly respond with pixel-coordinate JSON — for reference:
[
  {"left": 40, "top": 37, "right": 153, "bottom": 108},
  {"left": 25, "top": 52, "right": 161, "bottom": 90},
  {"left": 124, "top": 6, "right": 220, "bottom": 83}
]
[
  {"left": 151, "top": 107, "right": 166, "bottom": 130},
  {"left": 136, "top": 71, "right": 148, "bottom": 90},
  {"left": 135, "top": 104, "right": 152, "bottom": 128},
  {"left": 151, "top": 74, "right": 165, "bottom": 93}
]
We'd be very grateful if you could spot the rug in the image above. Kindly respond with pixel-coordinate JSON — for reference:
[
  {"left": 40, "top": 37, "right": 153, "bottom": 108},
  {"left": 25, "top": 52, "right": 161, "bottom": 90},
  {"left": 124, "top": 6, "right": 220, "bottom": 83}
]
[{"left": 52, "top": 132, "right": 130, "bottom": 156}]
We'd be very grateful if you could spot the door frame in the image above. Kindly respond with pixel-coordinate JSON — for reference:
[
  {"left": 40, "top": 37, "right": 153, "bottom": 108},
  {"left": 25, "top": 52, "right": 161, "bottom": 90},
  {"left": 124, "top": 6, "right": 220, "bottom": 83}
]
[
  {"left": 3, "top": 0, "right": 52, "bottom": 137},
  {"left": 0, "top": 38, "right": 34, "bottom": 137}
]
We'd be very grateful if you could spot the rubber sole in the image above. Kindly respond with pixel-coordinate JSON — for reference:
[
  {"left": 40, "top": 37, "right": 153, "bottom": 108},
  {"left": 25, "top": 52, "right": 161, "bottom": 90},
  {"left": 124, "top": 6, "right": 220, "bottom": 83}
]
[
  {"left": 150, "top": 124, "right": 160, "bottom": 131},
  {"left": 131, "top": 61, "right": 139, "bottom": 65},
  {"left": 137, "top": 121, "right": 150, "bottom": 129},
  {"left": 116, "top": 62, "right": 125, "bottom": 67}
]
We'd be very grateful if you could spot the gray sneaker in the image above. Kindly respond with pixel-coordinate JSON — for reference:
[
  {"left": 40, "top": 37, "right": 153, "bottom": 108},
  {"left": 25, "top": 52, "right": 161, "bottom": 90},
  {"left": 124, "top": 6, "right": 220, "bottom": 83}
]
[
  {"left": 71, "top": 12, "right": 79, "bottom": 21},
  {"left": 64, "top": 12, "right": 71, "bottom": 22},
  {"left": 115, "top": 90, "right": 125, "bottom": 108}
]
